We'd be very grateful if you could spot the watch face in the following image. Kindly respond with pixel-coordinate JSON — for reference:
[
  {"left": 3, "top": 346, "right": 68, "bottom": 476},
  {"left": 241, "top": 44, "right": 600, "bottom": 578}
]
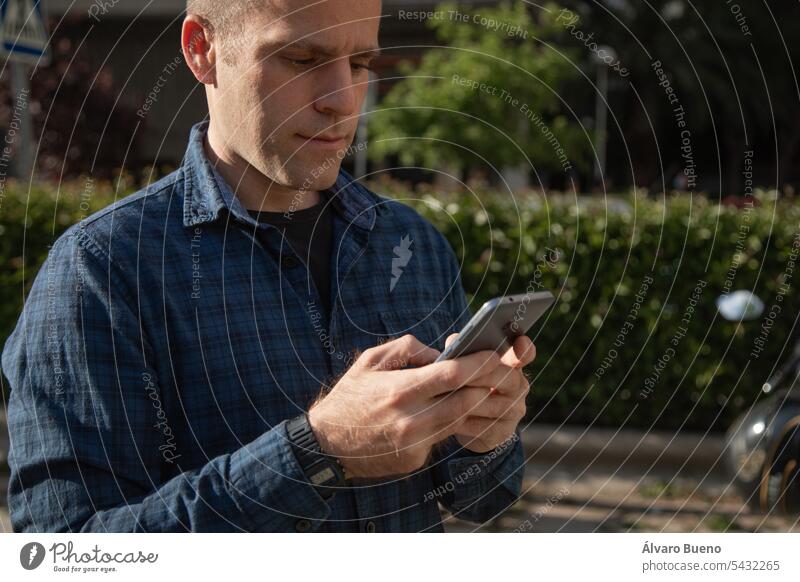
[{"left": 310, "top": 466, "right": 337, "bottom": 486}]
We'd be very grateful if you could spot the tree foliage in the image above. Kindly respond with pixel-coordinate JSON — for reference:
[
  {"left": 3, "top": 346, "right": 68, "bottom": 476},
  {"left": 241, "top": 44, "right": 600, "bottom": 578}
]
[{"left": 369, "top": 2, "right": 590, "bottom": 177}]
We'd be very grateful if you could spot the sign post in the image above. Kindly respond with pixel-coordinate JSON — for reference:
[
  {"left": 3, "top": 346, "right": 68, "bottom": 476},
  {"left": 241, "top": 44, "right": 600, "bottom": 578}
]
[{"left": 0, "top": 0, "right": 50, "bottom": 179}]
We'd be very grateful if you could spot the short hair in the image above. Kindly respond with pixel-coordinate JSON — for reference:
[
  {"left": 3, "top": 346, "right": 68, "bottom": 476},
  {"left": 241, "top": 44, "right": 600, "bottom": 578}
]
[
  {"left": 186, "top": 0, "right": 269, "bottom": 63},
  {"left": 186, "top": 1, "right": 267, "bottom": 40}
]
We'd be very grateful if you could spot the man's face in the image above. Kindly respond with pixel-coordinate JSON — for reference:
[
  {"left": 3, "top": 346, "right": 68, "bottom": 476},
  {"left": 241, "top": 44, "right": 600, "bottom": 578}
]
[{"left": 211, "top": 0, "right": 381, "bottom": 192}]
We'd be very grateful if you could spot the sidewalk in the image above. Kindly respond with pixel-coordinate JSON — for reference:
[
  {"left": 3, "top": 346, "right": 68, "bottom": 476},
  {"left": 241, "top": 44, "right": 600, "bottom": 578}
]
[
  {"left": 520, "top": 423, "right": 726, "bottom": 476},
  {"left": 443, "top": 425, "right": 800, "bottom": 533}
]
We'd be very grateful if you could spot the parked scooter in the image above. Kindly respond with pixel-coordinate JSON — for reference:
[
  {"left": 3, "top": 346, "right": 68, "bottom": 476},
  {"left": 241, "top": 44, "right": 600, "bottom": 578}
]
[{"left": 719, "top": 290, "right": 800, "bottom": 514}]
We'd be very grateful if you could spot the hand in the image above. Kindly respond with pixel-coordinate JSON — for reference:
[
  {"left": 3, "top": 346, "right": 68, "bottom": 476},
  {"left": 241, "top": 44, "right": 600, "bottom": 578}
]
[
  {"left": 307, "top": 334, "right": 504, "bottom": 479},
  {"left": 446, "top": 334, "right": 536, "bottom": 453}
]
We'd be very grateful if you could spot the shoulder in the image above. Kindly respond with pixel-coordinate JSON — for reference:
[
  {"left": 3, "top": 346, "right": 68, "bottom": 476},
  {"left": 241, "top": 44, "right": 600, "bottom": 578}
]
[{"left": 57, "top": 170, "right": 184, "bottom": 260}]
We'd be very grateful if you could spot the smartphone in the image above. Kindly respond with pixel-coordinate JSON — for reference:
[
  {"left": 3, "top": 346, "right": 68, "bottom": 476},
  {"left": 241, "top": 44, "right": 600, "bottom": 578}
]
[{"left": 434, "top": 291, "right": 556, "bottom": 362}]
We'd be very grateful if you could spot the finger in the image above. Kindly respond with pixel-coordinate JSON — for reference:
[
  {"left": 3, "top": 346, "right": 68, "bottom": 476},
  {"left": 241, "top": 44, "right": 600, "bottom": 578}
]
[
  {"left": 406, "top": 349, "right": 503, "bottom": 398},
  {"left": 505, "top": 368, "right": 532, "bottom": 397},
  {"left": 356, "top": 334, "right": 441, "bottom": 371},
  {"left": 455, "top": 418, "right": 518, "bottom": 444},
  {"left": 444, "top": 333, "right": 459, "bottom": 349},
  {"left": 500, "top": 336, "right": 536, "bottom": 368},
  {"left": 491, "top": 368, "right": 529, "bottom": 396},
  {"left": 463, "top": 365, "right": 528, "bottom": 397},
  {"left": 435, "top": 385, "right": 526, "bottom": 423}
]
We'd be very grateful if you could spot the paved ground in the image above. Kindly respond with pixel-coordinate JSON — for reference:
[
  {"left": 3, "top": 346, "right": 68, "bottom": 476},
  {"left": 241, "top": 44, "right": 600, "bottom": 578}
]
[{"left": 443, "top": 463, "right": 800, "bottom": 533}]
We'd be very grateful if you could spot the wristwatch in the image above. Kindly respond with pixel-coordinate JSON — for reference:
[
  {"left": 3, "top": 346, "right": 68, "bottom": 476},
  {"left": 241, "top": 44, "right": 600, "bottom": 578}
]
[{"left": 286, "top": 413, "right": 347, "bottom": 500}]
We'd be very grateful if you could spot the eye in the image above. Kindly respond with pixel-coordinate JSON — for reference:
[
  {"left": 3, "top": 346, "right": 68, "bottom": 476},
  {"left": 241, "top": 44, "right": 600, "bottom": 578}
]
[
  {"left": 287, "top": 57, "right": 316, "bottom": 67},
  {"left": 351, "top": 62, "right": 373, "bottom": 72}
]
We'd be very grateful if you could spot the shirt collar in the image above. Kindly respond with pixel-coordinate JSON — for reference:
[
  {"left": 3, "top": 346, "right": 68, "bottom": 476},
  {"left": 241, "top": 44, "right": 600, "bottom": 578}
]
[{"left": 181, "top": 120, "right": 378, "bottom": 231}]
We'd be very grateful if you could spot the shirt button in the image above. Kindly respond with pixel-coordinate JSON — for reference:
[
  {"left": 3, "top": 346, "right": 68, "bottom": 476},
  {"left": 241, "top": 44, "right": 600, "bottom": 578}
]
[
  {"left": 281, "top": 256, "right": 300, "bottom": 269},
  {"left": 365, "top": 521, "right": 377, "bottom": 533},
  {"left": 295, "top": 519, "right": 312, "bottom": 532}
]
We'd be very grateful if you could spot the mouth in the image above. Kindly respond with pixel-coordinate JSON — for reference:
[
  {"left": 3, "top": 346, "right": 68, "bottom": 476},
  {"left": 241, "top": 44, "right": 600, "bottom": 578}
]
[{"left": 295, "top": 133, "right": 350, "bottom": 151}]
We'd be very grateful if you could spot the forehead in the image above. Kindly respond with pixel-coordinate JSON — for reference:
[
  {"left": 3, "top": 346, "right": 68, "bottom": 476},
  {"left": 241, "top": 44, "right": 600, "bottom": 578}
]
[{"left": 251, "top": 0, "right": 382, "bottom": 55}]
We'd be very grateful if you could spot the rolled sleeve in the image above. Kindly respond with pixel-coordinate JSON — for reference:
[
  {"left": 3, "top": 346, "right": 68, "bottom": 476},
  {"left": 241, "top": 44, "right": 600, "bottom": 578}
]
[{"left": 430, "top": 430, "right": 524, "bottom": 523}]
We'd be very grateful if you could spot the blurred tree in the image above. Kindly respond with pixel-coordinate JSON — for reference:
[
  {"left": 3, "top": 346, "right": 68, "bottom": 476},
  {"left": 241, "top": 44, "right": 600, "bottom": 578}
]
[{"left": 368, "top": 1, "right": 590, "bottom": 185}]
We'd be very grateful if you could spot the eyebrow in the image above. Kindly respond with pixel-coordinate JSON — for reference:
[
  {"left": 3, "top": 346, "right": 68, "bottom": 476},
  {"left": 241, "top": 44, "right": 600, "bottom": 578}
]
[{"left": 275, "top": 39, "right": 382, "bottom": 60}]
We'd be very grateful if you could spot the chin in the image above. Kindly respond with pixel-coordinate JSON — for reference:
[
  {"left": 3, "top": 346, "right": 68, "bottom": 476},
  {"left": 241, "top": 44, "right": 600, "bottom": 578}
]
[{"left": 294, "top": 161, "right": 342, "bottom": 191}]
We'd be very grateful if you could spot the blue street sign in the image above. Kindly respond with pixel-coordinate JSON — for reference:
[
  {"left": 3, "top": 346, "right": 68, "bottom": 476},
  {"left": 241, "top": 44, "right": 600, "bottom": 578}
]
[{"left": 0, "top": 0, "right": 50, "bottom": 65}]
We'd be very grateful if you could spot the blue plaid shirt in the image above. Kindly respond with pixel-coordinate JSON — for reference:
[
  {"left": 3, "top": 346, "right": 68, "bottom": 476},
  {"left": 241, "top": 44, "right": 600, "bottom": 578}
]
[{"left": 1, "top": 121, "right": 524, "bottom": 532}]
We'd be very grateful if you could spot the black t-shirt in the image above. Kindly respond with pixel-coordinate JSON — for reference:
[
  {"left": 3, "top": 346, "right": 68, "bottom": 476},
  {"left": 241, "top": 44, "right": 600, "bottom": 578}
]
[{"left": 247, "top": 197, "right": 334, "bottom": 318}]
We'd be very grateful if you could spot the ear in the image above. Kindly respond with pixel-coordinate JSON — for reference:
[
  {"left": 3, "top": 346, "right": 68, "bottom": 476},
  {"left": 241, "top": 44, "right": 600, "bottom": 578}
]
[{"left": 182, "top": 15, "right": 217, "bottom": 86}]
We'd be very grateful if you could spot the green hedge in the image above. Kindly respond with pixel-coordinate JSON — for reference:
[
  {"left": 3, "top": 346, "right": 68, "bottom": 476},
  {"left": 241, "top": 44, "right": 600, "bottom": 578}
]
[
  {"left": 0, "top": 178, "right": 123, "bottom": 346},
  {"left": 2, "top": 178, "right": 797, "bottom": 432},
  {"left": 402, "top": 184, "right": 800, "bottom": 432}
]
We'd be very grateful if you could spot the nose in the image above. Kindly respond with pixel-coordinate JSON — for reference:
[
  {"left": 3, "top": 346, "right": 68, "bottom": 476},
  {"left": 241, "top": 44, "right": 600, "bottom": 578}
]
[{"left": 312, "top": 58, "right": 359, "bottom": 118}]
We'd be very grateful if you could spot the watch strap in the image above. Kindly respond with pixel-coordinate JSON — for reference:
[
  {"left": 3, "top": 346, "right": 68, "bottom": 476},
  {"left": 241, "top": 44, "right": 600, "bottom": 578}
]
[{"left": 286, "top": 413, "right": 346, "bottom": 499}]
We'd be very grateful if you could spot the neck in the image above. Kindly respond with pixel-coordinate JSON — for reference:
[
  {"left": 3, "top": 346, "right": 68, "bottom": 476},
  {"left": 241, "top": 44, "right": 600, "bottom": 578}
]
[{"left": 204, "top": 123, "right": 321, "bottom": 213}]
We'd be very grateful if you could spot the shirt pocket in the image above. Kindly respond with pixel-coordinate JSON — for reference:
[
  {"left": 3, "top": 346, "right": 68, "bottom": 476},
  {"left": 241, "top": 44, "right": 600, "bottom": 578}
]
[{"left": 379, "top": 307, "right": 456, "bottom": 353}]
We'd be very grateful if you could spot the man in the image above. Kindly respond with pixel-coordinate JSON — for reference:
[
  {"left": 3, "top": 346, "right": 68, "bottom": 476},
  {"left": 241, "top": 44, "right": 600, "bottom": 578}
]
[{"left": 1, "top": 0, "right": 534, "bottom": 532}]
